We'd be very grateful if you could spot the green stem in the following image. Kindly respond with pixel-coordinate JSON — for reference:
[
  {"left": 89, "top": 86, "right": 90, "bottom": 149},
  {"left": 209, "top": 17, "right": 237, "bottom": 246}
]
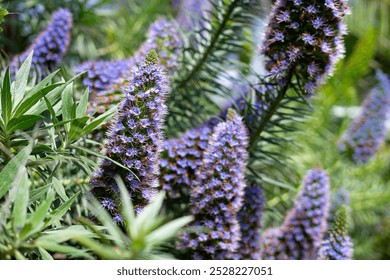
[{"left": 249, "top": 72, "right": 293, "bottom": 149}]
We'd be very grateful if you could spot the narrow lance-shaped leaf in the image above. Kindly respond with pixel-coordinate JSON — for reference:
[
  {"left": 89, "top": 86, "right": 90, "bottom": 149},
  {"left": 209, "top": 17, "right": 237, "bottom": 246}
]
[
  {"left": 12, "top": 51, "right": 33, "bottom": 107},
  {"left": 1, "top": 68, "right": 12, "bottom": 124},
  {"left": 0, "top": 145, "right": 32, "bottom": 199},
  {"left": 76, "top": 88, "right": 89, "bottom": 118},
  {"left": 20, "top": 190, "right": 55, "bottom": 240},
  {"left": 6, "top": 115, "right": 43, "bottom": 133},
  {"left": 12, "top": 169, "right": 29, "bottom": 232}
]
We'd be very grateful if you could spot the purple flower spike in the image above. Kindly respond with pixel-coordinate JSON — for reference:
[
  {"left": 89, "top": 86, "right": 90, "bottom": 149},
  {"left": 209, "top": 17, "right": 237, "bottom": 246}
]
[
  {"left": 235, "top": 185, "right": 265, "bottom": 260},
  {"left": 318, "top": 207, "right": 353, "bottom": 260},
  {"left": 159, "top": 120, "right": 217, "bottom": 216},
  {"left": 135, "top": 17, "right": 182, "bottom": 75},
  {"left": 180, "top": 110, "right": 249, "bottom": 260},
  {"left": 260, "top": 0, "right": 349, "bottom": 94},
  {"left": 262, "top": 168, "right": 330, "bottom": 259},
  {"left": 74, "top": 59, "right": 134, "bottom": 106},
  {"left": 339, "top": 71, "right": 390, "bottom": 164},
  {"left": 74, "top": 17, "right": 181, "bottom": 120},
  {"left": 11, "top": 8, "right": 73, "bottom": 77},
  {"left": 176, "top": 0, "right": 212, "bottom": 31},
  {"left": 90, "top": 50, "right": 169, "bottom": 218}
]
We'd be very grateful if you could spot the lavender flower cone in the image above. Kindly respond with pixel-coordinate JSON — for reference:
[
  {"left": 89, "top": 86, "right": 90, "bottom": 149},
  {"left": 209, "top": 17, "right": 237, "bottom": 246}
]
[
  {"left": 90, "top": 50, "right": 169, "bottom": 219},
  {"left": 135, "top": 17, "right": 182, "bottom": 75},
  {"left": 318, "top": 206, "right": 353, "bottom": 260},
  {"left": 235, "top": 184, "right": 265, "bottom": 260},
  {"left": 180, "top": 110, "right": 249, "bottom": 260},
  {"left": 262, "top": 168, "right": 330, "bottom": 259},
  {"left": 260, "top": 0, "right": 349, "bottom": 94},
  {"left": 74, "top": 59, "right": 134, "bottom": 107},
  {"left": 176, "top": 0, "right": 212, "bottom": 32},
  {"left": 75, "top": 17, "right": 181, "bottom": 102},
  {"left": 11, "top": 8, "right": 72, "bottom": 77},
  {"left": 159, "top": 121, "right": 216, "bottom": 216},
  {"left": 339, "top": 71, "right": 390, "bottom": 164}
]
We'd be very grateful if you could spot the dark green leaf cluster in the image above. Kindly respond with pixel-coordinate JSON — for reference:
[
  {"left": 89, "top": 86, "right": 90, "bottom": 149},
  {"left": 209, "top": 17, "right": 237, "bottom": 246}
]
[{"left": 166, "top": 0, "right": 258, "bottom": 136}]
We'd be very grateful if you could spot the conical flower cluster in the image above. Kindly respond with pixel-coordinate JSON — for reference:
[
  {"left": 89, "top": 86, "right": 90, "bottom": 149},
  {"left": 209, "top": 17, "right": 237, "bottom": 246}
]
[
  {"left": 328, "top": 187, "right": 350, "bottom": 224},
  {"left": 339, "top": 71, "right": 390, "bottom": 164},
  {"left": 262, "top": 168, "right": 330, "bottom": 259},
  {"left": 261, "top": 0, "right": 349, "bottom": 94},
  {"left": 159, "top": 120, "right": 217, "bottom": 216},
  {"left": 135, "top": 17, "right": 182, "bottom": 75},
  {"left": 75, "top": 17, "right": 181, "bottom": 101},
  {"left": 75, "top": 59, "right": 133, "bottom": 96},
  {"left": 11, "top": 8, "right": 73, "bottom": 76},
  {"left": 180, "top": 110, "right": 249, "bottom": 259},
  {"left": 176, "top": 0, "right": 211, "bottom": 31},
  {"left": 318, "top": 207, "right": 353, "bottom": 260},
  {"left": 235, "top": 184, "right": 265, "bottom": 260},
  {"left": 90, "top": 51, "right": 169, "bottom": 219}
]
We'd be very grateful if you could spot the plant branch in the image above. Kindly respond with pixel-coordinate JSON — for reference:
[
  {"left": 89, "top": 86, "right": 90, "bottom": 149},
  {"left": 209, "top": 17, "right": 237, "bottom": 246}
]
[{"left": 249, "top": 71, "right": 293, "bottom": 150}]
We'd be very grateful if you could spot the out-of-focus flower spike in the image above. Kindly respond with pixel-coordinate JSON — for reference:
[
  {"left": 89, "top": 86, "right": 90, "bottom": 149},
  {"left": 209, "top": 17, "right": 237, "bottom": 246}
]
[
  {"left": 339, "top": 71, "right": 390, "bottom": 164},
  {"left": 260, "top": 0, "right": 349, "bottom": 95},
  {"left": 175, "top": 0, "right": 212, "bottom": 32},
  {"left": 74, "top": 59, "right": 134, "bottom": 102},
  {"left": 328, "top": 187, "right": 350, "bottom": 224},
  {"left": 74, "top": 17, "right": 181, "bottom": 118},
  {"left": 90, "top": 50, "right": 169, "bottom": 218},
  {"left": 318, "top": 206, "right": 353, "bottom": 260},
  {"left": 159, "top": 119, "right": 218, "bottom": 217},
  {"left": 180, "top": 110, "right": 249, "bottom": 260},
  {"left": 235, "top": 184, "right": 265, "bottom": 260},
  {"left": 262, "top": 168, "right": 330, "bottom": 259},
  {"left": 11, "top": 8, "right": 73, "bottom": 77},
  {"left": 135, "top": 17, "right": 182, "bottom": 75}
]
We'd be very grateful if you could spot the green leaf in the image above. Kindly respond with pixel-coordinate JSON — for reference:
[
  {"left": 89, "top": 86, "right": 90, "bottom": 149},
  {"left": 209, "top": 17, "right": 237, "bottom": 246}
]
[
  {"left": 72, "top": 155, "right": 93, "bottom": 175},
  {"left": 12, "top": 169, "right": 29, "bottom": 232},
  {"left": 88, "top": 197, "right": 127, "bottom": 245},
  {"left": 0, "top": 145, "right": 32, "bottom": 199},
  {"left": 20, "top": 190, "right": 55, "bottom": 239},
  {"left": 71, "top": 144, "right": 137, "bottom": 177},
  {"left": 27, "top": 72, "right": 83, "bottom": 116},
  {"left": 13, "top": 84, "right": 59, "bottom": 118},
  {"left": 82, "top": 106, "right": 116, "bottom": 135},
  {"left": 62, "top": 83, "right": 75, "bottom": 121},
  {"left": 6, "top": 115, "right": 43, "bottom": 133},
  {"left": 145, "top": 215, "right": 193, "bottom": 247},
  {"left": 1, "top": 68, "right": 12, "bottom": 124},
  {"left": 23, "top": 70, "right": 60, "bottom": 100},
  {"left": 116, "top": 176, "right": 137, "bottom": 237},
  {"left": 34, "top": 240, "right": 93, "bottom": 259},
  {"left": 343, "top": 28, "right": 377, "bottom": 83},
  {"left": 29, "top": 183, "right": 52, "bottom": 203},
  {"left": 36, "top": 225, "right": 96, "bottom": 244},
  {"left": 52, "top": 177, "right": 68, "bottom": 201},
  {"left": 12, "top": 51, "right": 33, "bottom": 107},
  {"left": 37, "top": 247, "right": 54, "bottom": 260},
  {"left": 136, "top": 192, "right": 165, "bottom": 236},
  {"left": 46, "top": 192, "right": 79, "bottom": 226},
  {"left": 14, "top": 250, "right": 26, "bottom": 260},
  {"left": 76, "top": 88, "right": 89, "bottom": 118},
  {"left": 67, "top": 116, "right": 89, "bottom": 143},
  {"left": 0, "top": 6, "right": 8, "bottom": 32},
  {"left": 73, "top": 236, "right": 124, "bottom": 260}
]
